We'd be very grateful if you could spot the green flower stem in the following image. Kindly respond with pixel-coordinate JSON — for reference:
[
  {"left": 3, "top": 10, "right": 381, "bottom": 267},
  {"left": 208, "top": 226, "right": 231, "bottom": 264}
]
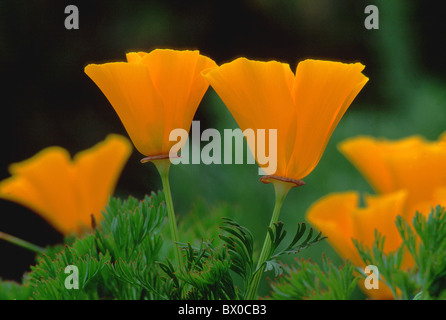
[
  {"left": 152, "top": 159, "right": 183, "bottom": 268},
  {"left": 245, "top": 181, "right": 292, "bottom": 300},
  {"left": 0, "top": 231, "right": 45, "bottom": 254}
]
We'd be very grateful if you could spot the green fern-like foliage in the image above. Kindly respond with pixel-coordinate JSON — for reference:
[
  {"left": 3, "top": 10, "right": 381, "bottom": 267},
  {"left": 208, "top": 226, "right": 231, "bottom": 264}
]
[
  {"left": 0, "top": 278, "right": 32, "bottom": 300},
  {"left": 2, "top": 191, "right": 326, "bottom": 300},
  {"left": 354, "top": 205, "right": 446, "bottom": 300},
  {"left": 265, "top": 221, "right": 326, "bottom": 277},
  {"left": 267, "top": 206, "right": 446, "bottom": 301},
  {"left": 159, "top": 240, "right": 238, "bottom": 300},
  {"left": 397, "top": 205, "right": 446, "bottom": 299},
  {"left": 25, "top": 192, "right": 167, "bottom": 300},
  {"left": 157, "top": 217, "right": 325, "bottom": 300},
  {"left": 266, "top": 256, "right": 358, "bottom": 300},
  {"left": 179, "top": 199, "right": 238, "bottom": 246}
]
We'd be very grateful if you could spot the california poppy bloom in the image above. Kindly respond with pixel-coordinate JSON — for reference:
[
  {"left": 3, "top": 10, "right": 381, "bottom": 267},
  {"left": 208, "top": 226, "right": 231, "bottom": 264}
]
[
  {"left": 0, "top": 134, "right": 132, "bottom": 235},
  {"left": 338, "top": 132, "right": 446, "bottom": 215},
  {"left": 306, "top": 190, "right": 409, "bottom": 299},
  {"left": 203, "top": 57, "right": 368, "bottom": 185},
  {"left": 203, "top": 57, "right": 368, "bottom": 299},
  {"left": 84, "top": 49, "right": 217, "bottom": 160},
  {"left": 85, "top": 49, "right": 216, "bottom": 268},
  {"left": 306, "top": 132, "right": 446, "bottom": 299}
]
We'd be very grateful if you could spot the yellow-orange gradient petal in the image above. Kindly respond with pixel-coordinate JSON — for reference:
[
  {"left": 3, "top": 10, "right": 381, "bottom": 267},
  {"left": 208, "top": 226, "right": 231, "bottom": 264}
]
[
  {"left": 204, "top": 57, "right": 367, "bottom": 181},
  {"left": 203, "top": 58, "right": 299, "bottom": 176},
  {"left": 73, "top": 134, "right": 133, "bottom": 229},
  {"left": 139, "top": 49, "right": 217, "bottom": 152},
  {"left": 356, "top": 191, "right": 407, "bottom": 252},
  {"left": 286, "top": 60, "right": 369, "bottom": 180},
  {"left": 433, "top": 187, "right": 446, "bottom": 209},
  {"left": 85, "top": 62, "right": 164, "bottom": 156},
  {"left": 408, "top": 186, "right": 446, "bottom": 218},
  {"left": 85, "top": 49, "right": 216, "bottom": 158},
  {"left": 339, "top": 136, "right": 395, "bottom": 194},
  {"left": 125, "top": 51, "right": 147, "bottom": 63},
  {"left": 306, "top": 190, "right": 410, "bottom": 300},
  {"left": 384, "top": 141, "right": 446, "bottom": 214},
  {"left": 0, "top": 135, "right": 132, "bottom": 235},
  {"left": 339, "top": 133, "right": 446, "bottom": 212},
  {"left": 0, "top": 147, "right": 79, "bottom": 234},
  {"left": 338, "top": 135, "right": 426, "bottom": 194},
  {"left": 306, "top": 191, "right": 361, "bottom": 265}
]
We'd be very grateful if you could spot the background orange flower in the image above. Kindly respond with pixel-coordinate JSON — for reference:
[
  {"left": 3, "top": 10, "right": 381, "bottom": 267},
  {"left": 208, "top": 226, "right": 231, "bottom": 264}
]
[
  {"left": 306, "top": 132, "right": 446, "bottom": 299},
  {"left": 339, "top": 133, "right": 446, "bottom": 215},
  {"left": 0, "top": 135, "right": 132, "bottom": 235}
]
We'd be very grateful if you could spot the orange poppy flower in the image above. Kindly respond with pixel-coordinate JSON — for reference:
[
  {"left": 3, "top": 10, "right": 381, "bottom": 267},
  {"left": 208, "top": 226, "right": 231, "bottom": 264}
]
[
  {"left": 306, "top": 132, "right": 446, "bottom": 299},
  {"left": 0, "top": 134, "right": 132, "bottom": 235},
  {"left": 338, "top": 132, "right": 446, "bottom": 215},
  {"left": 84, "top": 49, "right": 217, "bottom": 160},
  {"left": 204, "top": 57, "right": 368, "bottom": 299},
  {"left": 307, "top": 190, "right": 407, "bottom": 264},
  {"left": 203, "top": 58, "right": 368, "bottom": 185},
  {"left": 306, "top": 190, "right": 410, "bottom": 299}
]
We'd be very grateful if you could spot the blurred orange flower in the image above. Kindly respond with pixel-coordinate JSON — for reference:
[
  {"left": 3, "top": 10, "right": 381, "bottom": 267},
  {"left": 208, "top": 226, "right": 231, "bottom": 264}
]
[
  {"left": 338, "top": 132, "right": 446, "bottom": 215},
  {"left": 306, "top": 132, "right": 446, "bottom": 299},
  {"left": 203, "top": 58, "right": 368, "bottom": 184},
  {"left": 85, "top": 49, "right": 217, "bottom": 159},
  {"left": 0, "top": 134, "right": 132, "bottom": 235},
  {"left": 306, "top": 190, "right": 408, "bottom": 299}
]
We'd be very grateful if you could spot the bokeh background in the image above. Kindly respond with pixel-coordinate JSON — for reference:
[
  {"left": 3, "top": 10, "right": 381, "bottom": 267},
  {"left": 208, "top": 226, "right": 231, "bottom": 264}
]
[{"left": 0, "top": 0, "right": 445, "bottom": 298}]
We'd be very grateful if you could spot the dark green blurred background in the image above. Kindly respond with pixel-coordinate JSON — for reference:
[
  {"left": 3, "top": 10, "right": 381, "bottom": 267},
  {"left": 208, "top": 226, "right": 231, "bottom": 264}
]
[{"left": 0, "top": 0, "right": 445, "bottom": 298}]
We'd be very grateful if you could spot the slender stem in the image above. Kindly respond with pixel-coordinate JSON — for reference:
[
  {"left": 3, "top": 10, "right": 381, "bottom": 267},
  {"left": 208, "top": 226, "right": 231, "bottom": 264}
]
[
  {"left": 152, "top": 159, "right": 183, "bottom": 268},
  {"left": 0, "top": 231, "right": 45, "bottom": 254},
  {"left": 244, "top": 181, "right": 292, "bottom": 300}
]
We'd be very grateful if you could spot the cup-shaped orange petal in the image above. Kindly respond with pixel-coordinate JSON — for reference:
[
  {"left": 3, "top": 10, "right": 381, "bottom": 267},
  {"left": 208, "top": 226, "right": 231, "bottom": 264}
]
[
  {"left": 338, "top": 133, "right": 446, "bottom": 214},
  {"left": 203, "top": 58, "right": 297, "bottom": 177},
  {"left": 306, "top": 190, "right": 410, "bottom": 299},
  {"left": 306, "top": 190, "right": 411, "bottom": 259},
  {"left": 286, "top": 60, "right": 369, "bottom": 180},
  {"left": 305, "top": 191, "right": 360, "bottom": 264},
  {"left": 0, "top": 134, "right": 132, "bottom": 235},
  {"left": 203, "top": 57, "right": 368, "bottom": 182},
  {"left": 85, "top": 49, "right": 217, "bottom": 158}
]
